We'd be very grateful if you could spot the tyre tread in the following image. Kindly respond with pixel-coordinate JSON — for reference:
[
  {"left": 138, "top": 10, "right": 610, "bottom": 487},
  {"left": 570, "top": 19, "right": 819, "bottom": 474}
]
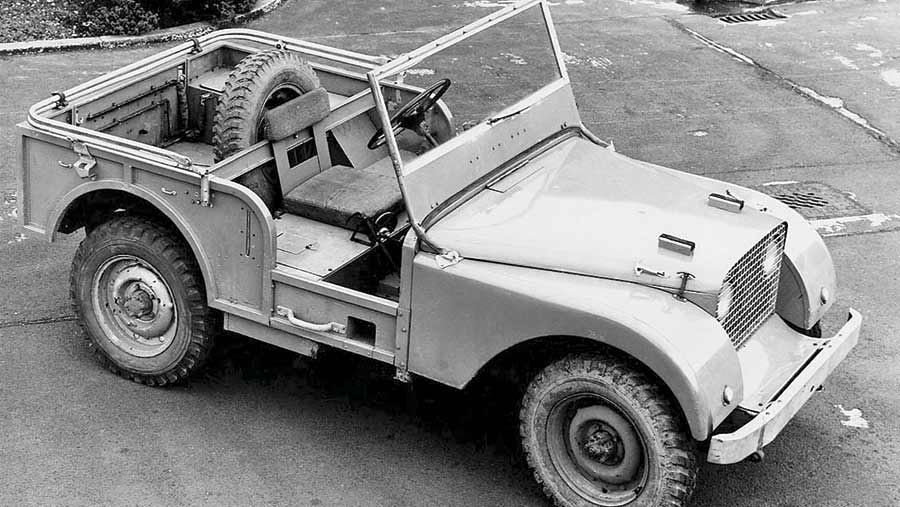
[
  {"left": 211, "top": 49, "right": 320, "bottom": 162},
  {"left": 70, "top": 216, "right": 218, "bottom": 387},
  {"left": 519, "top": 352, "right": 699, "bottom": 507}
]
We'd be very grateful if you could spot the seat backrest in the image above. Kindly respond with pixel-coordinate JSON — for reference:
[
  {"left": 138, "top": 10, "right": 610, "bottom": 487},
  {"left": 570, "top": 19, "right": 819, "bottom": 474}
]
[{"left": 263, "top": 87, "right": 331, "bottom": 141}]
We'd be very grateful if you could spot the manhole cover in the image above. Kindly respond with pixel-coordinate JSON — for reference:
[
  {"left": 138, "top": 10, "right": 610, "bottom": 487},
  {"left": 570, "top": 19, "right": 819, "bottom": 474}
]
[
  {"left": 717, "top": 9, "right": 788, "bottom": 24},
  {"left": 753, "top": 181, "right": 869, "bottom": 220}
]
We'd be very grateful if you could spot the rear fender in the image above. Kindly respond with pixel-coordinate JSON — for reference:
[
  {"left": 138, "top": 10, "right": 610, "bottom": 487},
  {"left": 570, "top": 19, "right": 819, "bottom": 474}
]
[
  {"left": 48, "top": 180, "right": 215, "bottom": 294},
  {"left": 47, "top": 177, "right": 276, "bottom": 324},
  {"left": 408, "top": 256, "right": 741, "bottom": 440}
]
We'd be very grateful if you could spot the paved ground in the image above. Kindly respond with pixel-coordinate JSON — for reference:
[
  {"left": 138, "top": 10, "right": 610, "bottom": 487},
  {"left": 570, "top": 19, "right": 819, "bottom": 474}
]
[{"left": 2, "top": 0, "right": 899, "bottom": 505}]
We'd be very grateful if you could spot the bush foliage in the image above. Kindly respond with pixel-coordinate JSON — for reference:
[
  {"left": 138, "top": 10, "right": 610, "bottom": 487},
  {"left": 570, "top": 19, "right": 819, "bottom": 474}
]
[
  {"left": 71, "top": 0, "right": 255, "bottom": 36},
  {"left": 0, "top": 1, "right": 80, "bottom": 43}
]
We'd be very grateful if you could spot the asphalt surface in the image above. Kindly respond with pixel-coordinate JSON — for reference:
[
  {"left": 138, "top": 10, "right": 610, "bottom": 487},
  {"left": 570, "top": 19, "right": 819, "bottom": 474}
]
[{"left": 2, "top": 0, "right": 900, "bottom": 505}]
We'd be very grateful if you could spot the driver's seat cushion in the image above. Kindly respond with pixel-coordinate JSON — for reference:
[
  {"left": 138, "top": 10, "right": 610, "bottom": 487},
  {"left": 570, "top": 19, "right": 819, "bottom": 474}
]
[{"left": 282, "top": 152, "right": 414, "bottom": 229}]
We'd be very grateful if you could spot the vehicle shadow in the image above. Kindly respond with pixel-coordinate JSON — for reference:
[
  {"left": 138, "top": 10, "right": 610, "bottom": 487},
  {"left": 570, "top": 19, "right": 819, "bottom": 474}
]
[{"left": 198, "top": 331, "right": 529, "bottom": 461}]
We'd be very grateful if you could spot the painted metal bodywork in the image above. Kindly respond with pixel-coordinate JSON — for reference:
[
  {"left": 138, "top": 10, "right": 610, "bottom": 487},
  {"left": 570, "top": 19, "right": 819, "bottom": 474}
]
[
  {"left": 426, "top": 135, "right": 783, "bottom": 295},
  {"left": 407, "top": 255, "right": 741, "bottom": 438},
  {"left": 19, "top": 125, "right": 277, "bottom": 324},
  {"left": 16, "top": 0, "right": 858, "bottom": 462},
  {"left": 709, "top": 310, "right": 860, "bottom": 463}
]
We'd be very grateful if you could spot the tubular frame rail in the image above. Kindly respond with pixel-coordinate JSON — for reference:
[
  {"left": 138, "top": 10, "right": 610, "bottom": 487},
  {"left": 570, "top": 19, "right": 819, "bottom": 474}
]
[{"left": 26, "top": 29, "right": 386, "bottom": 175}]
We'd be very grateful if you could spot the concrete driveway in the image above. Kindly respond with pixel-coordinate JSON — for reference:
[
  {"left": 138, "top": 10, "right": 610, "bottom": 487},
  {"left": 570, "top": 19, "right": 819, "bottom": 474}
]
[{"left": 1, "top": 0, "right": 898, "bottom": 505}]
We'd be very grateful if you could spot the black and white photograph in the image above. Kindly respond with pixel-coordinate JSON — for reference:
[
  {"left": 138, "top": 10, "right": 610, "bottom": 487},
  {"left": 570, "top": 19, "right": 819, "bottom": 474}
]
[{"left": 1, "top": 0, "right": 897, "bottom": 505}]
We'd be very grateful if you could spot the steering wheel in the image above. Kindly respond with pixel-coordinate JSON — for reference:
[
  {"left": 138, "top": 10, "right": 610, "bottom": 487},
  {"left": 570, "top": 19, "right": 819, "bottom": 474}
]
[{"left": 367, "top": 78, "right": 451, "bottom": 150}]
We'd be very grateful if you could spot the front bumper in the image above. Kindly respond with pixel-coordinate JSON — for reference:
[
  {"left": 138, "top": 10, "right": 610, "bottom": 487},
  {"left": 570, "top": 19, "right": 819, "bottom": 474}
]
[{"left": 707, "top": 309, "right": 861, "bottom": 464}]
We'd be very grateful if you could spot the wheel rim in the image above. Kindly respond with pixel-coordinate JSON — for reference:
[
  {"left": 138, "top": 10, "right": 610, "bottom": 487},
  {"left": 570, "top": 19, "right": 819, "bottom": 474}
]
[
  {"left": 256, "top": 83, "right": 303, "bottom": 140},
  {"left": 547, "top": 392, "right": 649, "bottom": 505},
  {"left": 91, "top": 255, "right": 177, "bottom": 358}
]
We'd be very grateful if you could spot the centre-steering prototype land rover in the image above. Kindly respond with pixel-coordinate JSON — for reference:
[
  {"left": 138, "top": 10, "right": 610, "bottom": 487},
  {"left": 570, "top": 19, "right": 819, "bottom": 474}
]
[{"left": 17, "top": 1, "right": 860, "bottom": 505}]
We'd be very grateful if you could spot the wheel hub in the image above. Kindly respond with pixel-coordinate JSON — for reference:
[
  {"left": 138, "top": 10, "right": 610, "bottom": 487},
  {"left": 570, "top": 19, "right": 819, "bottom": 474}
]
[
  {"left": 569, "top": 412, "right": 633, "bottom": 482},
  {"left": 583, "top": 426, "right": 623, "bottom": 465},
  {"left": 120, "top": 286, "right": 153, "bottom": 318},
  {"left": 92, "top": 256, "right": 177, "bottom": 357},
  {"left": 546, "top": 398, "right": 648, "bottom": 504}
]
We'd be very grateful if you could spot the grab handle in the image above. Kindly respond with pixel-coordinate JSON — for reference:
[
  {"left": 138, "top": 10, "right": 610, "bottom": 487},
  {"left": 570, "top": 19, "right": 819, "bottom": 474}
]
[{"left": 276, "top": 306, "right": 346, "bottom": 334}]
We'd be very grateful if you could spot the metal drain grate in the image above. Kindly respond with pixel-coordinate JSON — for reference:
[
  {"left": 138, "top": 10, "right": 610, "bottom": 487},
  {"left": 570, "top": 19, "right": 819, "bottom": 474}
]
[
  {"left": 753, "top": 182, "right": 869, "bottom": 220},
  {"left": 772, "top": 191, "right": 829, "bottom": 210},
  {"left": 718, "top": 10, "right": 788, "bottom": 25}
]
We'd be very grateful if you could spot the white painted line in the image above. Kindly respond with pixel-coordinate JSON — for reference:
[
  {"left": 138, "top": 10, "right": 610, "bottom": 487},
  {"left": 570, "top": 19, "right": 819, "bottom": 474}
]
[
  {"left": 881, "top": 69, "right": 900, "bottom": 88},
  {"left": 811, "top": 213, "right": 900, "bottom": 236},
  {"left": 677, "top": 25, "right": 757, "bottom": 65},
  {"left": 793, "top": 85, "right": 891, "bottom": 140},
  {"left": 836, "top": 405, "right": 870, "bottom": 429},
  {"left": 674, "top": 22, "right": 897, "bottom": 149}
]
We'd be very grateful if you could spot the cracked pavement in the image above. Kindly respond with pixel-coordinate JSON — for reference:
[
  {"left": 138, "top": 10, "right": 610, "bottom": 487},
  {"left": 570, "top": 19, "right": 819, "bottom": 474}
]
[{"left": 1, "top": 0, "right": 899, "bottom": 505}]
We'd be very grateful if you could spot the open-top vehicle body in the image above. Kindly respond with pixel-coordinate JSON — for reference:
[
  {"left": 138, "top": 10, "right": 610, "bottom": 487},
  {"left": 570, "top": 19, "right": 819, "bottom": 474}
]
[{"left": 17, "top": 1, "right": 860, "bottom": 505}]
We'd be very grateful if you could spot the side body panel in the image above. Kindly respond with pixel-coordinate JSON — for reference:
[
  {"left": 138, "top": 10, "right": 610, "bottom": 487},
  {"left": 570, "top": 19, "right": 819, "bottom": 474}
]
[
  {"left": 18, "top": 124, "right": 275, "bottom": 323},
  {"left": 407, "top": 254, "right": 741, "bottom": 440}
]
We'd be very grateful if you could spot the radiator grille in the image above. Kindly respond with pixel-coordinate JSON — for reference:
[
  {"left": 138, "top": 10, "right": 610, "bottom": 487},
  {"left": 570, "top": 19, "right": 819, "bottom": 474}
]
[{"left": 718, "top": 222, "right": 788, "bottom": 349}]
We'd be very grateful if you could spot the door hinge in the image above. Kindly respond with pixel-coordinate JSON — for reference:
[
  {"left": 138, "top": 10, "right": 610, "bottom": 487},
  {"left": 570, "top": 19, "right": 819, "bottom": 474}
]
[{"left": 58, "top": 140, "right": 96, "bottom": 179}]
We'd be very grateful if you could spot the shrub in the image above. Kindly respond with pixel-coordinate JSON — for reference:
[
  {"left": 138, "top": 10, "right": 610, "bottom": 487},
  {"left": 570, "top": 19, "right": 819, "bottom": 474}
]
[
  {"left": 155, "top": 0, "right": 257, "bottom": 27},
  {"left": 71, "top": 0, "right": 160, "bottom": 36},
  {"left": 70, "top": 0, "right": 256, "bottom": 36},
  {"left": 0, "top": 0, "right": 81, "bottom": 43}
]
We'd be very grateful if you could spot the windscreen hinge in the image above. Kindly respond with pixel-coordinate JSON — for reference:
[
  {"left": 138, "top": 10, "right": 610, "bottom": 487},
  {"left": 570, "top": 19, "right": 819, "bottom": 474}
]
[{"left": 194, "top": 169, "right": 213, "bottom": 207}]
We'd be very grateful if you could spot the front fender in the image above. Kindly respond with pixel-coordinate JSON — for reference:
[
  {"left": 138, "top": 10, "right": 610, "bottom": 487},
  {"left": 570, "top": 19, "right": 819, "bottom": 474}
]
[
  {"left": 408, "top": 255, "right": 741, "bottom": 440},
  {"left": 743, "top": 188, "right": 836, "bottom": 328}
]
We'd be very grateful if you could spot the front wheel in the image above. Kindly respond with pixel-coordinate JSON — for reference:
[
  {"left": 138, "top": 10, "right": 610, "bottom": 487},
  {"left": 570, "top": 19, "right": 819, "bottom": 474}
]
[
  {"left": 70, "top": 216, "right": 218, "bottom": 386},
  {"left": 520, "top": 353, "right": 699, "bottom": 507}
]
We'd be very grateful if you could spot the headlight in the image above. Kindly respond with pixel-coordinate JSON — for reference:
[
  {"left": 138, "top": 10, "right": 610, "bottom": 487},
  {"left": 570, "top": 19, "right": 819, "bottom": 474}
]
[
  {"left": 762, "top": 242, "right": 781, "bottom": 279},
  {"left": 717, "top": 281, "right": 734, "bottom": 321}
]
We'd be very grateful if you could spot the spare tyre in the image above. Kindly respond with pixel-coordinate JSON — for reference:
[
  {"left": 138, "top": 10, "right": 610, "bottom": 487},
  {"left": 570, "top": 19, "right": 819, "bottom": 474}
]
[{"left": 212, "top": 49, "right": 321, "bottom": 210}]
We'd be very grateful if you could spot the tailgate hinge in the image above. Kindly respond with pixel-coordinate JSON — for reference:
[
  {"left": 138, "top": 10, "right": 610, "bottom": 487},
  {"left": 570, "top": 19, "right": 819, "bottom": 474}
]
[{"left": 58, "top": 140, "right": 96, "bottom": 179}]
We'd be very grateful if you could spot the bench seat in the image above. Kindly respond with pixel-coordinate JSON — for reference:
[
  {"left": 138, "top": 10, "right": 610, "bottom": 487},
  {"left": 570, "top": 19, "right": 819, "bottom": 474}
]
[{"left": 282, "top": 152, "right": 413, "bottom": 229}]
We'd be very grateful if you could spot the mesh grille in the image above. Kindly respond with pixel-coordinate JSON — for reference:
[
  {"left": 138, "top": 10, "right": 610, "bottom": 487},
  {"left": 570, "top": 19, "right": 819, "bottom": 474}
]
[{"left": 717, "top": 222, "right": 787, "bottom": 349}]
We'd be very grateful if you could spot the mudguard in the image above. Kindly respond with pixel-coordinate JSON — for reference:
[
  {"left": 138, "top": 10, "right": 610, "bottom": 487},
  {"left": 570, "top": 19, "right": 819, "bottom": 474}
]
[
  {"left": 743, "top": 187, "right": 837, "bottom": 329},
  {"left": 37, "top": 174, "right": 276, "bottom": 325},
  {"left": 408, "top": 255, "right": 742, "bottom": 440}
]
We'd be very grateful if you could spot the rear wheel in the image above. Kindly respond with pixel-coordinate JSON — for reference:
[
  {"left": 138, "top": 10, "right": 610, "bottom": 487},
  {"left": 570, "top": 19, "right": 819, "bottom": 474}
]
[
  {"left": 520, "top": 353, "right": 699, "bottom": 506},
  {"left": 70, "top": 216, "right": 218, "bottom": 386}
]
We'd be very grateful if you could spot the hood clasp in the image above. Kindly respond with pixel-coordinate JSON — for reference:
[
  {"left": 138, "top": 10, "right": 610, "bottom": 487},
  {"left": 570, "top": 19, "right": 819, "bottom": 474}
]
[{"left": 674, "top": 271, "right": 695, "bottom": 301}]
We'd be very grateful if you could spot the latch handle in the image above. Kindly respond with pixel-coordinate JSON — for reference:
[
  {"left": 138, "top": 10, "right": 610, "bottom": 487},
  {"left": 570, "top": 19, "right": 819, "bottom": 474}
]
[{"left": 59, "top": 140, "right": 96, "bottom": 179}]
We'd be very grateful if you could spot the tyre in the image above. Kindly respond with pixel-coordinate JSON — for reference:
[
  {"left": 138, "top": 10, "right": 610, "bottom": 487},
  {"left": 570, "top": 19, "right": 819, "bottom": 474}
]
[
  {"left": 212, "top": 49, "right": 321, "bottom": 209},
  {"left": 70, "top": 216, "right": 218, "bottom": 386},
  {"left": 520, "top": 353, "right": 699, "bottom": 507}
]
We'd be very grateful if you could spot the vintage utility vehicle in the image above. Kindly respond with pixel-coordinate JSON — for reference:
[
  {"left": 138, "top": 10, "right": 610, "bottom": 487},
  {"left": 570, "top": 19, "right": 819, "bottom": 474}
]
[{"left": 17, "top": 1, "right": 860, "bottom": 505}]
